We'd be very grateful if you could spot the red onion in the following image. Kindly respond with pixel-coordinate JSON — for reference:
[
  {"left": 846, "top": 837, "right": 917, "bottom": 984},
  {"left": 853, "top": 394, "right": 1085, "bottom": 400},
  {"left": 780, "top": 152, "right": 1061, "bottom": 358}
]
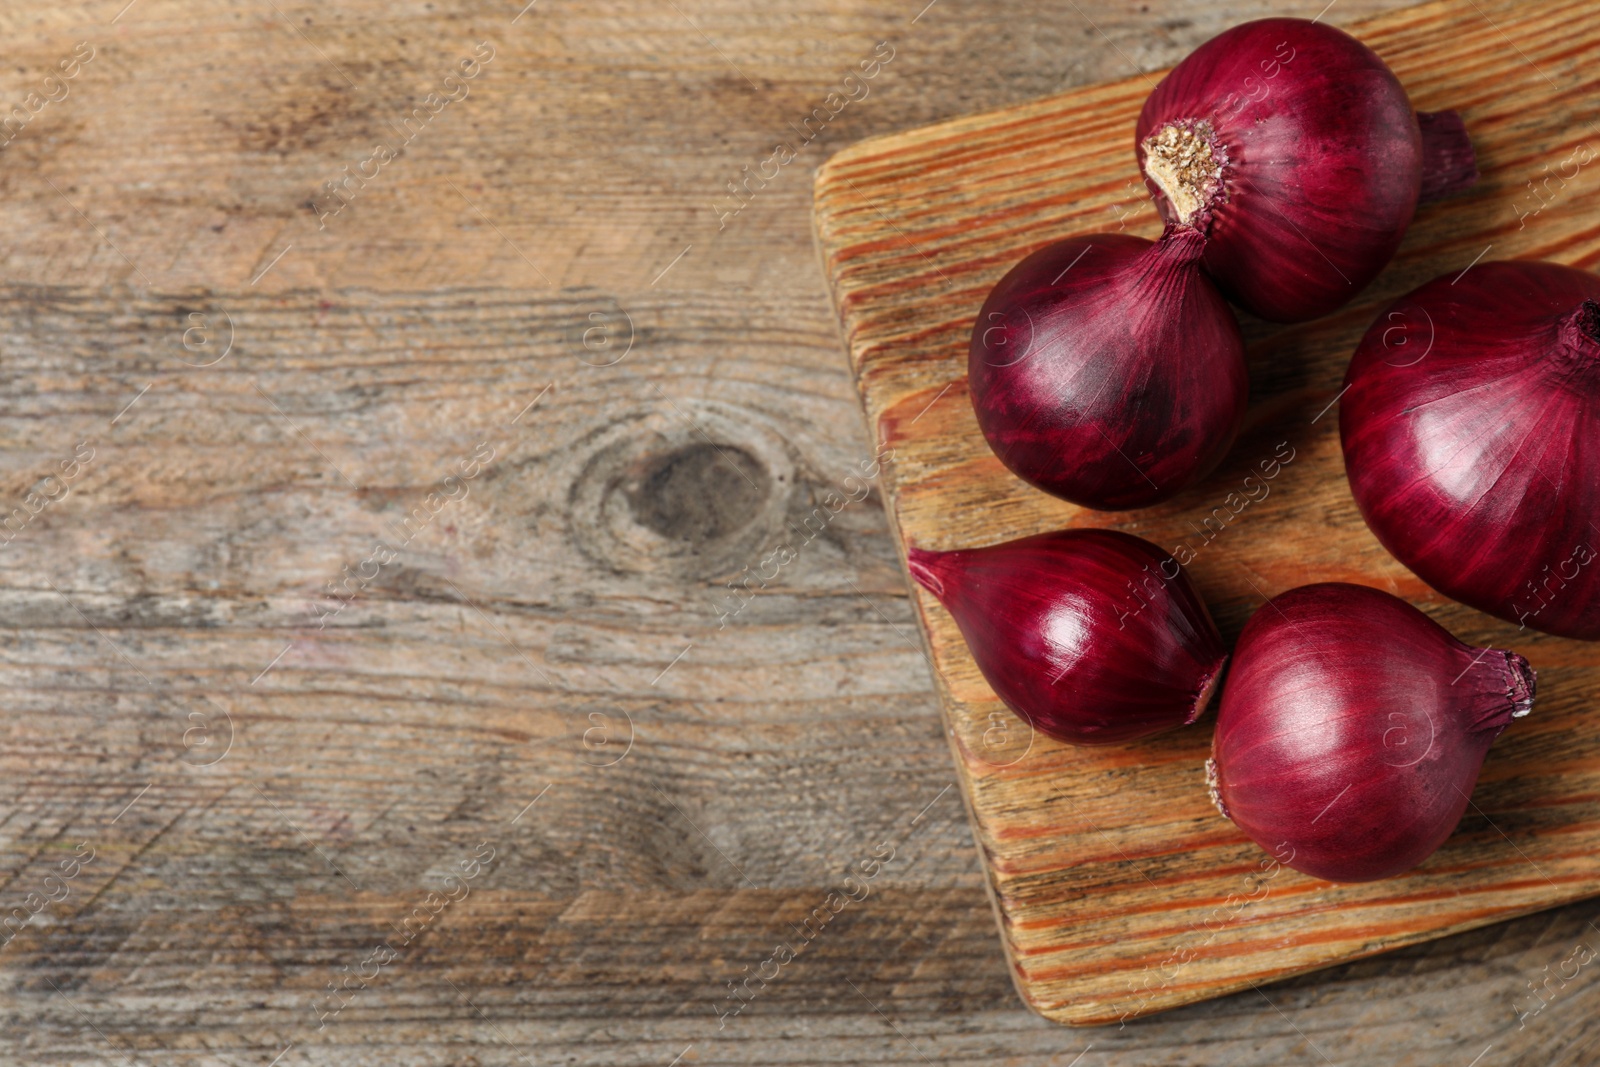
[
  {"left": 1208, "top": 583, "right": 1534, "bottom": 883},
  {"left": 1136, "top": 18, "right": 1478, "bottom": 323},
  {"left": 1342, "top": 260, "right": 1600, "bottom": 640},
  {"left": 908, "top": 529, "right": 1226, "bottom": 746},
  {"left": 968, "top": 228, "right": 1247, "bottom": 510}
]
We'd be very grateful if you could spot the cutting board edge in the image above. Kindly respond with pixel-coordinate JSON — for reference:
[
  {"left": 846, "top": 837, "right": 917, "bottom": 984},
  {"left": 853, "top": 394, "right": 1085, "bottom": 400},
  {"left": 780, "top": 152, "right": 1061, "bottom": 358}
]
[{"left": 810, "top": 199, "right": 1041, "bottom": 1023}]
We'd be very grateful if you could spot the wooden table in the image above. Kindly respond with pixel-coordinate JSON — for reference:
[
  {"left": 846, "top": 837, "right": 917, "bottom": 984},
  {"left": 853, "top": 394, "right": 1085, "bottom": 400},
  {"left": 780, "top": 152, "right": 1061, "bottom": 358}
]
[{"left": 0, "top": 0, "right": 1594, "bottom": 1063}]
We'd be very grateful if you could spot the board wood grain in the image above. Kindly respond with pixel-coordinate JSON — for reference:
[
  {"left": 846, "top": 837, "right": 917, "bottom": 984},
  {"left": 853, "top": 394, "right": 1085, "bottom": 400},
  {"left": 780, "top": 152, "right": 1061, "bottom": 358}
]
[{"left": 813, "top": 0, "right": 1600, "bottom": 1026}]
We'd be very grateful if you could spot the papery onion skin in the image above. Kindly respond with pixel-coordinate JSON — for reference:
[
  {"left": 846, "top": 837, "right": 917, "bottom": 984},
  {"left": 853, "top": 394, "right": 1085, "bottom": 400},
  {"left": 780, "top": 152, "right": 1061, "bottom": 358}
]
[
  {"left": 1341, "top": 261, "right": 1600, "bottom": 640},
  {"left": 1209, "top": 583, "right": 1534, "bottom": 883},
  {"left": 1136, "top": 18, "right": 1477, "bottom": 323},
  {"left": 968, "top": 228, "right": 1247, "bottom": 510},
  {"left": 909, "top": 529, "right": 1226, "bottom": 746}
]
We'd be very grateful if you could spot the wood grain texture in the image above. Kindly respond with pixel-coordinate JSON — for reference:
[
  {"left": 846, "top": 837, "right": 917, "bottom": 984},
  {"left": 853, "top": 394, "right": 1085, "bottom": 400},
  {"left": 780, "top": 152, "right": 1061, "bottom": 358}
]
[
  {"left": 2, "top": 0, "right": 1599, "bottom": 1062},
  {"left": 815, "top": 0, "right": 1600, "bottom": 1028}
]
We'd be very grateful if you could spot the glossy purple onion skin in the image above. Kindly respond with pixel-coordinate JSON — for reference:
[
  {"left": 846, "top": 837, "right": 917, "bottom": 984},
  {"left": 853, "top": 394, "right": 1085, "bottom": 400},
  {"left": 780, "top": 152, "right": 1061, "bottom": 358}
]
[
  {"left": 1136, "top": 18, "right": 1426, "bottom": 323},
  {"left": 909, "top": 530, "right": 1227, "bottom": 746},
  {"left": 968, "top": 229, "right": 1248, "bottom": 510},
  {"left": 1210, "top": 583, "right": 1534, "bottom": 883},
  {"left": 1342, "top": 261, "right": 1600, "bottom": 640}
]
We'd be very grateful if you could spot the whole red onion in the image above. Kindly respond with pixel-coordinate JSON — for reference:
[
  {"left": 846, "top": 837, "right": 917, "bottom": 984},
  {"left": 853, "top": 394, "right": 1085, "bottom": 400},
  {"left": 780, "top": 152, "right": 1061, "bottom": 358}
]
[
  {"left": 908, "top": 529, "right": 1226, "bottom": 746},
  {"left": 968, "top": 228, "right": 1247, "bottom": 510},
  {"left": 1209, "top": 583, "right": 1534, "bottom": 883},
  {"left": 1136, "top": 18, "right": 1478, "bottom": 323},
  {"left": 1342, "top": 261, "right": 1600, "bottom": 639}
]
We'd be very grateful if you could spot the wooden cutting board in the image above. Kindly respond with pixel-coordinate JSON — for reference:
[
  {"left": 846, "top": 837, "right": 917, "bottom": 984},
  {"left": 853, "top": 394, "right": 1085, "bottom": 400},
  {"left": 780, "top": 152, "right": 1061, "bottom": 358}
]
[{"left": 812, "top": 0, "right": 1600, "bottom": 1026}]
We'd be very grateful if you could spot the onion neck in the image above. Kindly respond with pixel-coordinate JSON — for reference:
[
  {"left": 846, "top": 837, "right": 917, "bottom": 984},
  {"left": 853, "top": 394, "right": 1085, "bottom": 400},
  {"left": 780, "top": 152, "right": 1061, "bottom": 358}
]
[
  {"left": 1454, "top": 648, "right": 1536, "bottom": 736},
  {"left": 1140, "top": 120, "right": 1226, "bottom": 232},
  {"left": 906, "top": 546, "right": 948, "bottom": 601},
  {"left": 1131, "top": 226, "right": 1207, "bottom": 306},
  {"left": 1416, "top": 110, "right": 1480, "bottom": 202},
  {"left": 1147, "top": 224, "right": 1207, "bottom": 266},
  {"left": 1188, "top": 658, "right": 1225, "bottom": 725}
]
